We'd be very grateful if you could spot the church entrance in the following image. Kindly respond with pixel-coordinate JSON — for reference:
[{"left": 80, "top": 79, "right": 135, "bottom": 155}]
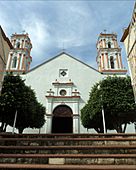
[{"left": 52, "top": 105, "right": 73, "bottom": 133}]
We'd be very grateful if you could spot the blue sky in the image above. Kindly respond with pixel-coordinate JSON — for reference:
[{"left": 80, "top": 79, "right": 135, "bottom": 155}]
[{"left": 0, "top": 0, "right": 135, "bottom": 70}]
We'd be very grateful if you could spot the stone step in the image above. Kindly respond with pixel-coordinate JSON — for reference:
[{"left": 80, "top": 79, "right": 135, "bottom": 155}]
[
  {"left": 0, "top": 153, "right": 136, "bottom": 165},
  {"left": 1, "top": 133, "right": 136, "bottom": 138},
  {"left": 0, "top": 137, "right": 136, "bottom": 145},
  {"left": 0, "top": 133, "right": 136, "bottom": 167},
  {"left": 1, "top": 137, "right": 136, "bottom": 140},
  {"left": 0, "top": 145, "right": 136, "bottom": 154},
  {"left": 1, "top": 145, "right": 136, "bottom": 149},
  {"left": 0, "top": 164, "right": 135, "bottom": 170},
  {"left": 0, "top": 153, "right": 136, "bottom": 158}
]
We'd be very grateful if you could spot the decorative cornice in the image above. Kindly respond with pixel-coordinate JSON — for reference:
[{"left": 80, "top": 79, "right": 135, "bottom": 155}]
[
  {"left": 101, "top": 69, "right": 127, "bottom": 73},
  {"left": 10, "top": 48, "right": 30, "bottom": 54},
  {"left": 46, "top": 95, "right": 80, "bottom": 99},
  {"left": 52, "top": 82, "right": 74, "bottom": 86},
  {"left": 98, "top": 48, "right": 121, "bottom": 52},
  {"left": 46, "top": 113, "right": 79, "bottom": 117},
  {"left": 99, "top": 33, "right": 117, "bottom": 37},
  {"left": 72, "top": 91, "right": 80, "bottom": 94},
  {"left": 11, "top": 33, "right": 29, "bottom": 38},
  {"left": 6, "top": 69, "right": 26, "bottom": 72}
]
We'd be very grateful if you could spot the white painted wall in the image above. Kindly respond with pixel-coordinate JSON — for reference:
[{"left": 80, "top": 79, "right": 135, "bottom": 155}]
[
  {"left": 5, "top": 53, "right": 135, "bottom": 134},
  {"left": 22, "top": 53, "right": 103, "bottom": 133}
]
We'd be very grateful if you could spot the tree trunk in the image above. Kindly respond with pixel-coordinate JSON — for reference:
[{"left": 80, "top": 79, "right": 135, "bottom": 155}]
[
  {"left": 134, "top": 122, "right": 136, "bottom": 133},
  {"left": 116, "top": 125, "right": 123, "bottom": 133},
  {"left": 94, "top": 127, "right": 104, "bottom": 133},
  {"left": 94, "top": 128, "right": 100, "bottom": 133},
  {"left": 0, "top": 122, "right": 4, "bottom": 132},
  {"left": 123, "top": 123, "right": 127, "bottom": 133},
  {"left": 3, "top": 123, "right": 8, "bottom": 132},
  {"left": 100, "top": 128, "right": 104, "bottom": 133}
]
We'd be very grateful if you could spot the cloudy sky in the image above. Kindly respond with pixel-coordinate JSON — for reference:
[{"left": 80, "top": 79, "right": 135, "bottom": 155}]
[{"left": 0, "top": 0, "right": 135, "bottom": 70}]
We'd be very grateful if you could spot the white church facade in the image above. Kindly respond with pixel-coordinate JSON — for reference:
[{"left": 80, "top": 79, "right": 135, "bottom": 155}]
[
  {"left": 23, "top": 52, "right": 103, "bottom": 133},
  {"left": 6, "top": 32, "right": 128, "bottom": 133}
]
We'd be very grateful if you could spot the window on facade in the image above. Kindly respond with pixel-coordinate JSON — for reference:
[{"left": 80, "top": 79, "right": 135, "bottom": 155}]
[
  {"left": 108, "top": 42, "right": 111, "bottom": 48},
  {"left": 16, "top": 42, "right": 20, "bottom": 48},
  {"left": 110, "top": 56, "right": 114, "bottom": 69},
  {"left": 59, "top": 69, "right": 68, "bottom": 77},
  {"left": 12, "top": 56, "right": 17, "bottom": 68},
  {"left": 60, "top": 89, "right": 67, "bottom": 96}
]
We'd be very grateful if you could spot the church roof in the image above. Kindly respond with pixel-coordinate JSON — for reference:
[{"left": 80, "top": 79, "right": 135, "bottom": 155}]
[{"left": 28, "top": 52, "right": 101, "bottom": 74}]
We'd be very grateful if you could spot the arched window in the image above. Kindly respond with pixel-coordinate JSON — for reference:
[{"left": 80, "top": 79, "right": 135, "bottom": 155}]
[
  {"left": 60, "top": 89, "right": 67, "bottom": 96},
  {"left": 26, "top": 62, "right": 29, "bottom": 72},
  {"left": 110, "top": 56, "right": 114, "bottom": 69},
  {"left": 16, "top": 42, "right": 20, "bottom": 48},
  {"left": 108, "top": 42, "right": 111, "bottom": 48},
  {"left": 12, "top": 56, "right": 17, "bottom": 68}
]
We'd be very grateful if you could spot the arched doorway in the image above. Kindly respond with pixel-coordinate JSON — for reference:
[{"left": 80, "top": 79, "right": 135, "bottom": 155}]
[{"left": 52, "top": 105, "right": 73, "bottom": 133}]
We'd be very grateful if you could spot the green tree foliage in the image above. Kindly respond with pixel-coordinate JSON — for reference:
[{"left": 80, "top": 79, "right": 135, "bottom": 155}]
[
  {"left": 81, "top": 76, "right": 136, "bottom": 133},
  {"left": 0, "top": 74, "right": 45, "bottom": 133}
]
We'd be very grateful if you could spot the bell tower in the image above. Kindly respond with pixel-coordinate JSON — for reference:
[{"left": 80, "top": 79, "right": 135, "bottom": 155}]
[
  {"left": 96, "top": 32, "right": 127, "bottom": 75},
  {"left": 6, "top": 32, "right": 32, "bottom": 74}
]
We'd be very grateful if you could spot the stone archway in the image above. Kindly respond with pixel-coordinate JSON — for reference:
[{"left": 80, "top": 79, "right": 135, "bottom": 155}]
[{"left": 52, "top": 105, "right": 73, "bottom": 133}]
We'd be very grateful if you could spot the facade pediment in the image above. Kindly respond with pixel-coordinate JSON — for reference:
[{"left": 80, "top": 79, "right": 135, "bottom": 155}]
[
  {"left": 23, "top": 52, "right": 103, "bottom": 133},
  {"left": 28, "top": 52, "right": 100, "bottom": 74}
]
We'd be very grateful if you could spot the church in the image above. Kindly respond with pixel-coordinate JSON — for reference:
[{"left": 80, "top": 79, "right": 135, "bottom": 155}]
[{"left": 6, "top": 32, "right": 127, "bottom": 133}]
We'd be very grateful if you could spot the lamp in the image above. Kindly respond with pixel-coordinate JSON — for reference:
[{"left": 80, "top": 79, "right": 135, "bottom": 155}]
[{"left": 97, "top": 85, "right": 106, "bottom": 133}]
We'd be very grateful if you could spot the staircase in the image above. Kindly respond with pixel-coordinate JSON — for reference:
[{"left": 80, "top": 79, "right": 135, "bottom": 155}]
[{"left": 0, "top": 133, "right": 136, "bottom": 169}]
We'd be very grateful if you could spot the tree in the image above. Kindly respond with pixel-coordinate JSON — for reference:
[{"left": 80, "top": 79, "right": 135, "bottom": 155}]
[
  {"left": 0, "top": 73, "right": 45, "bottom": 133},
  {"left": 0, "top": 74, "right": 25, "bottom": 132},
  {"left": 81, "top": 76, "right": 136, "bottom": 133}
]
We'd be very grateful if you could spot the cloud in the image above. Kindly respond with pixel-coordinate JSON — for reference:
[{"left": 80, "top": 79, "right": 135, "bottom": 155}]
[
  {"left": 46, "top": 1, "right": 96, "bottom": 48},
  {"left": 21, "top": 15, "right": 50, "bottom": 62},
  {"left": 0, "top": 0, "right": 134, "bottom": 69}
]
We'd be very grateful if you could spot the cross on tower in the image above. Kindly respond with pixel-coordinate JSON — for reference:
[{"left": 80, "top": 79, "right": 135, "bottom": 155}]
[{"left": 103, "top": 29, "right": 107, "bottom": 33}]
